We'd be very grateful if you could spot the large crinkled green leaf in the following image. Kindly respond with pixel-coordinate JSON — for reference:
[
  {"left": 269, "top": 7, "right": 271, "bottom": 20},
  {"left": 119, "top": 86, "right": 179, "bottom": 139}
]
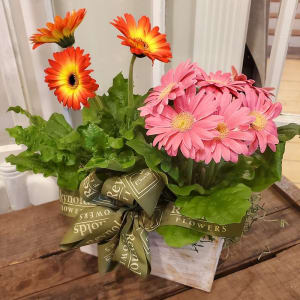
[
  {"left": 81, "top": 150, "right": 136, "bottom": 172},
  {"left": 100, "top": 73, "right": 128, "bottom": 124},
  {"left": 168, "top": 183, "right": 206, "bottom": 196},
  {"left": 44, "top": 113, "right": 73, "bottom": 138},
  {"left": 81, "top": 96, "right": 102, "bottom": 125},
  {"left": 6, "top": 151, "right": 57, "bottom": 177},
  {"left": 57, "top": 165, "right": 86, "bottom": 191},
  {"left": 7, "top": 106, "right": 45, "bottom": 127},
  {"left": 247, "top": 142, "right": 285, "bottom": 192},
  {"left": 176, "top": 183, "right": 252, "bottom": 224},
  {"left": 277, "top": 123, "right": 300, "bottom": 142},
  {"left": 215, "top": 142, "right": 286, "bottom": 193},
  {"left": 6, "top": 107, "right": 90, "bottom": 191},
  {"left": 156, "top": 226, "right": 205, "bottom": 248}
]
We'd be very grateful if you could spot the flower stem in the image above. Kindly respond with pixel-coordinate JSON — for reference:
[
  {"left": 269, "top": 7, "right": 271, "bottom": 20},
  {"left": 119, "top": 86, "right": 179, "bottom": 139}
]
[
  {"left": 205, "top": 161, "right": 216, "bottom": 188},
  {"left": 128, "top": 54, "right": 137, "bottom": 108},
  {"left": 186, "top": 159, "right": 194, "bottom": 185}
]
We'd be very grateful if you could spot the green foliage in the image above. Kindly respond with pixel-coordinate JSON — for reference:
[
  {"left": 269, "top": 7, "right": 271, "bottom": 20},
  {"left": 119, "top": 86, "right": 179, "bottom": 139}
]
[
  {"left": 215, "top": 142, "right": 285, "bottom": 192},
  {"left": 246, "top": 143, "right": 285, "bottom": 192},
  {"left": 126, "top": 138, "right": 183, "bottom": 185},
  {"left": 167, "top": 183, "right": 206, "bottom": 196},
  {"left": 6, "top": 108, "right": 88, "bottom": 190},
  {"left": 176, "top": 184, "right": 252, "bottom": 224},
  {"left": 126, "top": 138, "right": 165, "bottom": 169},
  {"left": 277, "top": 123, "right": 300, "bottom": 142},
  {"left": 156, "top": 226, "right": 205, "bottom": 248}
]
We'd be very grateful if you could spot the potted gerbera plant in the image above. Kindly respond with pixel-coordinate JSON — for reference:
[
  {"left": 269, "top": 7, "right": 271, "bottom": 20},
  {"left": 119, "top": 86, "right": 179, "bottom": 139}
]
[{"left": 5, "top": 9, "right": 300, "bottom": 292}]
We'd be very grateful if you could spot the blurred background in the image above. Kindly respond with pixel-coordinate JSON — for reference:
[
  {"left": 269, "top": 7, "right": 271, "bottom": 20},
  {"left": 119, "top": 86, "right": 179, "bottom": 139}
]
[{"left": 0, "top": 0, "right": 299, "bottom": 212}]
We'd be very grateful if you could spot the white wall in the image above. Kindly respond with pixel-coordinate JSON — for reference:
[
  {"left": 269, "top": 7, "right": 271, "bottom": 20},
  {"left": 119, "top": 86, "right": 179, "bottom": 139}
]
[{"left": 166, "top": 0, "right": 250, "bottom": 73}]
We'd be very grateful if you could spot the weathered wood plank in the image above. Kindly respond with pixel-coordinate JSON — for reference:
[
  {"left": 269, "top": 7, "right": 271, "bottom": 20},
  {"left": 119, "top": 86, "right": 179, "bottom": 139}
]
[
  {"left": 22, "top": 271, "right": 118, "bottom": 300},
  {"left": 167, "top": 244, "right": 300, "bottom": 300},
  {"left": 261, "top": 186, "right": 290, "bottom": 213},
  {"left": 0, "top": 201, "right": 68, "bottom": 269},
  {"left": 22, "top": 266, "right": 185, "bottom": 300},
  {"left": 274, "top": 176, "right": 300, "bottom": 209},
  {"left": 217, "top": 205, "right": 300, "bottom": 274},
  {"left": 0, "top": 250, "right": 100, "bottom": 299}
]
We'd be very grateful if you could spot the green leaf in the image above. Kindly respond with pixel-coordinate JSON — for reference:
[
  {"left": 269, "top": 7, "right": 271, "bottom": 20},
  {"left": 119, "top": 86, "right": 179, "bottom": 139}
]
[
  {"left": 176, "top": 184, "right": 252, "bottom": 224},
  {"left": 6, "top": 107, "right": 90, "bottom": 191},
  {"left": 168, "top": 183, "right": 206, "bottom": 196},
  {"left": 277, "top": 123, "right": 300, "bottom": 142},
  {"left": 100, "top": 73, "right": 128, "bottom": 124},
  {"left": 7, "top": 106, "right": 45, "bottom": 127},
  {"left": 215, "top": 141, "right": 286, "bottom": 192},
  {"left": 247, "top": 142, "right": 285, "bottom": 192},
  {"left": 82, "top": 96, "right": 102, "bottom": 124},
  {"left": 78, "top": 123, "right": 108, "bottom": 153},
  {"left": 57, "top": 165, "right": 85, "bottom": 191},
  {"left": 156, "top": 226, "right": 205, "bottom": 248},
  {"left": 6, "top": 151, "right": 57, "bottom": 177},
  {"left": 81, "top": 150, "right": 136, "bottom": 172},
  {"left": 57, "top": 131, "right": 82, "bottom": 151},
  {"left": 108, "top": 137, "right": 124, "bottom": 149},
  {"left": 44, "top": 113, "right": 73, "bottom": 139},
  {"left": 126, "top": 138, "right": 165, "bottom": 169}
]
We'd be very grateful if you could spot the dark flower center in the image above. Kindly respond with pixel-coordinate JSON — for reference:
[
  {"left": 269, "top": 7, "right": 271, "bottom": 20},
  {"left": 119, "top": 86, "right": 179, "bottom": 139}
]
[{"left": 68, "top": 74, "right": 77, "bottom": 87}]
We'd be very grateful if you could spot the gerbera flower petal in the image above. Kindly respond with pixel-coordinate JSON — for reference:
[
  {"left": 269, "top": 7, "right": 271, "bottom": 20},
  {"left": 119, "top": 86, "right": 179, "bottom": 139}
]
[
  {"left": 143, "top": 88, "right": 219, "bottom": 157},
  {"left": 111, "top": 13, "right": 172, "bottom": 64},
  {"left": 44, "top": 47, "right": 99, "bottom": 110},
  {"left": 243, "top": 89, "right": 281, "bottom": 154},
  {"left": 30, "top": 8, "right": 86, "bottom": 49},
  {"left": 141, "top": 60, "right": 199, "bottom": 116},
  {"left": 196, "top": 67, "right": 244, "bottom": 97}
]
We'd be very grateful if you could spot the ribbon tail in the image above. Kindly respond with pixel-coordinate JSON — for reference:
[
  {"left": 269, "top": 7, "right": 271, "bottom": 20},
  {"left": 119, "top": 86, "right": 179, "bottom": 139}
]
[
  {"left": 97, "top": 236, "right": 119, "bottom": 274},
  {"left": 113, "top": 213, "right": 151, "bottom": 277}
]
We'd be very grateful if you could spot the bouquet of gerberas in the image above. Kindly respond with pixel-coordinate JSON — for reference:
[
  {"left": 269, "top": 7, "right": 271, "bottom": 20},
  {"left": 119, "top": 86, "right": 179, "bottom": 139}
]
[{"left": 5, "top": 9, "right": 300, "bottom": 280}]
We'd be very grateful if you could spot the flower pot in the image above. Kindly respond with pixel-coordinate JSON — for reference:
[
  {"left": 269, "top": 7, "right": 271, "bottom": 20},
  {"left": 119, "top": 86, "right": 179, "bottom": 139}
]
[{"left": 80, "top": 233, "right": 223, "bottom": 292}]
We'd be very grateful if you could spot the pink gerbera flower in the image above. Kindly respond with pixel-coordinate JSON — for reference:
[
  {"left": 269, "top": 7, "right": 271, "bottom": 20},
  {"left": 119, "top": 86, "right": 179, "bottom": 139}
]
[
  {"left": 231, "top": 66, "right": 274, "bottom": 102},
  {"left": 195, "top": 93, "right": 254, "bottom": 164},
  {"left": 140, "top": 60, "right": 198, "bottom": 116},
  {"left": 144, "top": 89, "right": 222, "bottom": 158},
  {"left": 240, "top": 88, "right": 282, "bottom": 154},
  {"left": 196, "top": 68, "right": 245, "bottom": 97}
]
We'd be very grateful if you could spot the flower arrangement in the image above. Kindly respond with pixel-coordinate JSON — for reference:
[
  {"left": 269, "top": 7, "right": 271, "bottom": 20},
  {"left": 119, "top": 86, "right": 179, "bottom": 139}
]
[{"left": 5, "top": 9, "right": 300, "bottom": 278}]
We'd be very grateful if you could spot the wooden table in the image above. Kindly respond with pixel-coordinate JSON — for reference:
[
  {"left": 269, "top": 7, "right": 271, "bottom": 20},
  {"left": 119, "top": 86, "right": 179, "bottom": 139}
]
[{"left": 0, "top": 177, "right": 299, "bottom": 300}]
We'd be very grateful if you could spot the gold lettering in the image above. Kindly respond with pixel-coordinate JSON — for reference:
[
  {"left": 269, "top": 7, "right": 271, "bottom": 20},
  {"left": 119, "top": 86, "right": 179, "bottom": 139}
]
[
  {"left": 91, "top": 222, "right": 100, "bottom": 230},
  {"left": 112, "top": 184, "right": 121, "bottom": 193},
  {"left": 171, "top": 205, "right": 181, "bottom": 215},
  {"left": 197, "top": 223, "right": 206, "bottom": 229},
  {"left": 106, "top": 191, "right": 118, "bottom": 199},
  {"left": 214, "top": 225, "right": 220, "bottom": 232}
]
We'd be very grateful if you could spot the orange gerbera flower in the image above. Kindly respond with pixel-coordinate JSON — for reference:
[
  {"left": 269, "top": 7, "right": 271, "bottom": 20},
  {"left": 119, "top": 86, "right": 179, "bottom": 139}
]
[
  {"left": 44, "top": 47, "right": 99, "bottom": 110},
  {"left": 111, "top": 13, "right": 172, "bottom": 63},
  {"left": 30, "top": 8, "right": 86, "bottom": 50}
]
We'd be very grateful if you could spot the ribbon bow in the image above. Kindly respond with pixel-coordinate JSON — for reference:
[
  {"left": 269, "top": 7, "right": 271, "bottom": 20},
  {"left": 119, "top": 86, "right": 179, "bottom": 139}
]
[{"left": 60, "top": 169, "right": 245, "bottom": 276}]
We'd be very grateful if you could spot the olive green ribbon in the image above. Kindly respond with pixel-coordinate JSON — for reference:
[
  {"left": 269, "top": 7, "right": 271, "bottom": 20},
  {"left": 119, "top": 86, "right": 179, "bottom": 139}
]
[{"left": 60, "top": 169, "right": 245, "bottom": 276}]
